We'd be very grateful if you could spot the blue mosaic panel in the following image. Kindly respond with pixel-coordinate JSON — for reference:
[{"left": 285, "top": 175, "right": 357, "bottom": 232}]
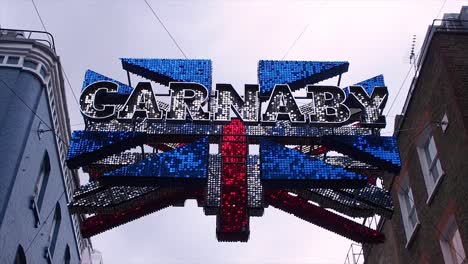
[
  {"left": 260, "top": 140, "right": 366, "bottom": 188},
  {"left": 257, "top": 60, "right": 349, "bottom": 95},
  {"left": 323, "top": 135, "right": 401, "bottom": 173},
  {"left": 159, "top": 137, "right": 208, "bottom": 178},
  {"left": 121, "top": 58, "right": 212, "bottom": 91},
  {"left": 344, "top": 75, "right": 385, "bottom": 96},
  {"left": 82, "top": 70, "right": 134, "bottom": 94},
  {"left": 103, "top": 137, "right": 209, "bottom": 183},
  {"left": 67, "top": 131, "right": 145, "bottom": 169}
]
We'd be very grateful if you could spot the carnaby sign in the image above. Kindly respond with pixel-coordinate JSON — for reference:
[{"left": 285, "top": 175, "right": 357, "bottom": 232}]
[
  {"left": 81, "top": 76, "right": 387, "bottom": 127},
  {"left": 67, "top": 58, "right": 400, "bottom": 244}
]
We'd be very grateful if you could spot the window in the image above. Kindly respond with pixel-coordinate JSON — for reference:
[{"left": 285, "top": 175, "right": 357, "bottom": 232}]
[
  {"left": 34, "top": 151, "right": 51, "bottom": 211},
  {"left": 14, "top": 245, "right": 27, "bottom": 264},
  {"left": 417, "top": 133, "right": 444, "bottom": 202},
  {"left": 23, "top": 60, "right": 38, "bottom": 70},
  {"left": 64, "top": 245, "right": 71, "bottom": 264},
  {"left": 48, "top": 203, "right": 62, "bottom": 258},
  {"left": 397, "top": 176, "right": 419, "bottom": 246},
  {"left": 403, "top": 187, "right": 418, "bottom": 228},
  {"left": 440, "top": 217, "right": 466, "bottom": 264},
  {"left": 39, "top": 66, "right": 47, "bottom": 78},
  {"left": 6, "top": 56, "right": 19, "bottom": 64},
  {"left": 423, "top": 136, "right": 443, "bottom": 183}
]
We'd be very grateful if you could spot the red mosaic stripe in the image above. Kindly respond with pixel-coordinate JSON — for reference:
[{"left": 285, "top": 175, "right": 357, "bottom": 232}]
[{"left": 217, "top": 119, "right": 249, "bottom": 242}]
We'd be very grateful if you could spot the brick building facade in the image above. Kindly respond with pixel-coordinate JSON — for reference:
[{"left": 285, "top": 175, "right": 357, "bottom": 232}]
[{"left": 363, "top": 7, "right": 468, "bottom": 264}]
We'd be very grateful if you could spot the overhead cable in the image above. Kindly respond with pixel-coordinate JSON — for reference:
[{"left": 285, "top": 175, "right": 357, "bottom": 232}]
[
  {"left": 143, "top": 0, "right": 188, "bottom": 58},
  {"left": 0, "top": 79, "right": 69, "bottom": 147},
  {"left": 384, "top": 66, "right": 413, "bottom": 116},
  {"left": 282, "top": 24, "right": 309, "bottom": 60},
  {"left": 30, "top": 0, "right": 80, "bottom": 106}
]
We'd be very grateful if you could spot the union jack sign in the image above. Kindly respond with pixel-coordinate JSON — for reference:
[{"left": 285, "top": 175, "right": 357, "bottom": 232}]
[{"left": 67, "top": 59, "right": 400, "bottom": 243}]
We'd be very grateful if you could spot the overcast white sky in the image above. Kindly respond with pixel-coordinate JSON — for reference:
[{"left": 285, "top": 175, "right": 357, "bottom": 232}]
[{"left": 2, "top": 0, "right": 468, "bottom": 263}]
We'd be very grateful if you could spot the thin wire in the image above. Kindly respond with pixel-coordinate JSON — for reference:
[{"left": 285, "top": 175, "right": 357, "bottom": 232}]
[
  {"left": 0, "top": 79, "right": 69, "bottom": 148},
  {"left": 30, "top": 0, "right": 80, "bottom": 106},
  {"left": 281, "top": 0, "right": 328, "bottom": 59},
  {"left": 282, "top": 24, "right": 309, "bottom": 60},
  {"left": 0, "top": 79, "right": 52, "bottom": 129},
  {"left": 383, "top": 0, "right": 451, "bottom": 128},
  {"left": 384, "top": 66, "right": 413, "bottom": 116},
  {"left": 392, "top": 102, "right": 449, "bottom": 160},
  {"left": 435, "top": 0, "right": 448, "bottom": 20},
  {"left": 143, "top": 0, "right": 188, "bottom": 59},
  {"left": 380, "top": 126, "right": 419, "bottom": 136},
  {"left": 385, "top": 0, "right": 448, "bottom": 117},
  {"left": 31, "top": 0, "right": 51, "bottom": 43},
  {"left": 61, "top": 65, "right": 80, "bottom": 105}
]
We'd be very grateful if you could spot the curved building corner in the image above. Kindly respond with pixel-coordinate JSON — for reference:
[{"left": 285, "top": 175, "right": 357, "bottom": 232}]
[{"left": 0, "top": 29, "right": 99, "bottom": 264}]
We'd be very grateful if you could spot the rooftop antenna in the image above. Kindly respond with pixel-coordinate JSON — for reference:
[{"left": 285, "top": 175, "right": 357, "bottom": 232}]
[{"left": 409, "top": 35, "right": 417, "bottom": 65}]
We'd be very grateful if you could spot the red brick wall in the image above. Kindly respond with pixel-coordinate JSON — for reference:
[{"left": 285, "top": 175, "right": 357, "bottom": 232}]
[{"left": 364, "top": 32, "right": 468, "bottom": 263}]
